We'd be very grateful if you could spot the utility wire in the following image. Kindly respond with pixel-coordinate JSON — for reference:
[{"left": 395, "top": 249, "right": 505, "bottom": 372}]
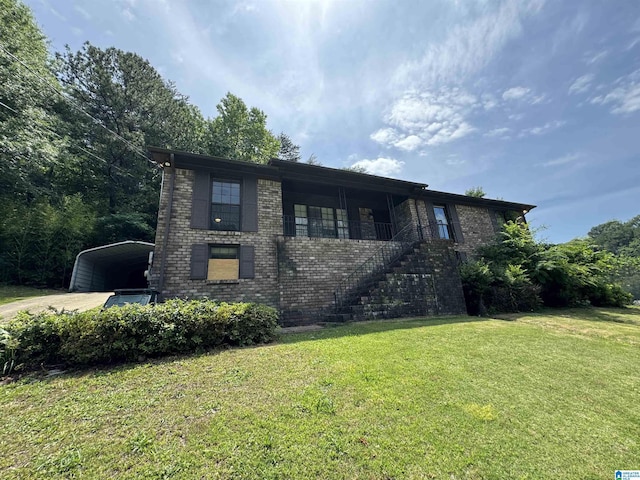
[
  {"left": 0, "top": 100, "right": 139, "bottom": 180},
  {"left": 0, "top": 43, "right": 159, "bottom": 169}
]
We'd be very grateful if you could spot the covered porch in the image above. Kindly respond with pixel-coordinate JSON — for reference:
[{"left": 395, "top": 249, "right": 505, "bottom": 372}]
[
  {"left": 280, "top": 178, "right": 412, "bottom": 241},
  {"left": 272, "top": 159, "right": 427, "bottom": 242}
]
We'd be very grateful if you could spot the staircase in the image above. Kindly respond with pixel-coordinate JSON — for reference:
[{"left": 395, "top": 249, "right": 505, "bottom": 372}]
[{"left": 330, "top": 234, "right": 466, "bottom": 322}]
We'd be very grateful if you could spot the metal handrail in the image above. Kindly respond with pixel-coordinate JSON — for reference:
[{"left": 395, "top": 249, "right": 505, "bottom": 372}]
[
  {"left": 282, "top": 215, "right": 395, "bottom": 241},
  {"left": 333, "top": 223, "right": 422, "bottom": 310}
]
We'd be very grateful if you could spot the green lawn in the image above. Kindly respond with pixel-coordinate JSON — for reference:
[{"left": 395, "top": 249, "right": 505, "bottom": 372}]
[
  {"left": 2, "top": 308, "right": 639, "bottom": 479},
  {"left": 0, "top": 285, "right": 60, "bottom": 306}
]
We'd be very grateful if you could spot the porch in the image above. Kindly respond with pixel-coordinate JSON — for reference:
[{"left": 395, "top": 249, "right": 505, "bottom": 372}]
[{"left": 280, "top": 179, "right": 409, "bottom": 241}]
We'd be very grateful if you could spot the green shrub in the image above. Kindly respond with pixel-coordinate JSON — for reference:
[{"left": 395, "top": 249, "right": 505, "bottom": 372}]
[
  {"left": 5, "top": 300, "right": 279, "bottom": 369},
  {"left": 588, "top": 282, "right": 633, "bottom": 308}
]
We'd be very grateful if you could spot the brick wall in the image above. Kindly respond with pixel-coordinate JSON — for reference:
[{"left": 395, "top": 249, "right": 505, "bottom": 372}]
[
  {"left": 150, "top": 168, "right": 282, "bottom": 308},
  {"left": 454, "top": 204, "right": 498, "bottom": 256},
  {"left": 277, "top": 237, "right": 388, "bottom": 311}
]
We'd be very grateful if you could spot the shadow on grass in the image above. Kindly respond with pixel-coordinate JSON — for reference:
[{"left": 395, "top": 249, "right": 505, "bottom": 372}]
[
  {"left": 277, "top": 314, "right": 486, "bottom": 345},
  {"left": 8, "top": 344, "right": 239, "bottom": 385},
  {"left": 492, "top": 306, "right": 640, "bottom": 326}
]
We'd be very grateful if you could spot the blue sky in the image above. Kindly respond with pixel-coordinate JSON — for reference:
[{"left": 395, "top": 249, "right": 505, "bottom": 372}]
[{"left": 25, "top": 0, "right": 640, "bottom": 243}]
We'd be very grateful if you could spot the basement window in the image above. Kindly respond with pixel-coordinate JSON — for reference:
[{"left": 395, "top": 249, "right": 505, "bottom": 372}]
[{"left": 207, "top": 245, "right": 239, "bottom": 280}]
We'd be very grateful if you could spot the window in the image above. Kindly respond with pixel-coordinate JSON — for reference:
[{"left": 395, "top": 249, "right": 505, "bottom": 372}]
[
  {"left": 293, "top": 204, "right": 349, "bottom": 239},
  {"left": 211, "top": 180, "right": 240, "bottom": 230},
  {"left": 294, "top": 204, "right": 308, "bottom": 237},
  {"left": 207, "top": 245, "right": 239, "bottom": 280},
  {"left": 433, "top": 205, "right": 452, "bottom": 240},
  {"left": 336, "top": 209, "right": 349, "bottom": 239}
]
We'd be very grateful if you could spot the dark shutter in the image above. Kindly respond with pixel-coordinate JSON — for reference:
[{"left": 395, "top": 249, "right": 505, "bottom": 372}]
[
  {"left": 190, "top": 244, "right": 208, "bottom": 280},
  {"left": 448, "top": 204, "right": 464, "bottom": 243},
  {"left": 241, "top": 175, "right": 258, "bottom": 232},
  {"left": 191, "top": 170, "right": 211, "bottom": 229},
  {"left": 423, "top": 200, "right": 438, "bottom": 238},
  {"left": 489, "top": 210, "right": 500, "bottom": 233},
  {"left": 239, "top": 245, "right": 255, "bottom": 279}
]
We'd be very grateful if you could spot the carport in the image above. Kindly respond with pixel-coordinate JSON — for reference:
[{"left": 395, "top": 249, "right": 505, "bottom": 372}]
[{"left": 69, "top": 241, "right": 155, "bottom": 292}]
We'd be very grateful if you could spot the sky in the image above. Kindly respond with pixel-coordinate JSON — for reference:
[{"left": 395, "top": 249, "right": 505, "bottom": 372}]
[{"left": 24, "top": 0, "right": 640, "bottom": 243}]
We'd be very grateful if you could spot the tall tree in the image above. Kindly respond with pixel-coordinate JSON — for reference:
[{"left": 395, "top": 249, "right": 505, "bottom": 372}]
[
  {"left": 0, "top": 0, "right": 64, "bottom": 201},
  {"left": 55, "top": 43, "right": 207, "bottom": 220},
  {"left": 277, "top": 132, "right": 301, "bottom": 162},
  {"left": 205, "top": 93, "right": 280, "bottom": 164}
]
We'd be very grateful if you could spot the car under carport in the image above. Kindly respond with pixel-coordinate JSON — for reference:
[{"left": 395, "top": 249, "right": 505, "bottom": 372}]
[{"left": 69, "top": 241, "right": 154, "bottom": 292}]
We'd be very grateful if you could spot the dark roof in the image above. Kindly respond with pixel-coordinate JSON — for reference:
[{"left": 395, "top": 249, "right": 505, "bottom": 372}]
[{"left": 147, "top": 147, "right": 535, "bottom": 212}]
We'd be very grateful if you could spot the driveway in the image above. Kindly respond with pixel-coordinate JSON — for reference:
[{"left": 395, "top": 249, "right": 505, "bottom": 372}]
[{"left": 0, "top": 292, "right": 111, "bottom": 321}]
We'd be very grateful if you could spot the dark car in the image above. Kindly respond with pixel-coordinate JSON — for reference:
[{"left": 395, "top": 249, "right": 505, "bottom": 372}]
[{"left": 103, "top": 289, "right": 160, "bottom": 309}]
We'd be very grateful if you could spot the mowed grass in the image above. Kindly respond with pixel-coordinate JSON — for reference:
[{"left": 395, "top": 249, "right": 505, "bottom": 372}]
[
  {"left": 2, "top": 308, "right": 639, "bottom": 479},
  {"left": 0, "top": 285, "right": 60, "bottom": 306}
]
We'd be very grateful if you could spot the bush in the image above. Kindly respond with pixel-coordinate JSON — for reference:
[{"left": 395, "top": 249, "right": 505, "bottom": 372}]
[
  {"left": 5, "top": 300, "right": 279, "bottom": 369},
  {"left": 588, "top": 282, "right": 633, "bottom": 308}
]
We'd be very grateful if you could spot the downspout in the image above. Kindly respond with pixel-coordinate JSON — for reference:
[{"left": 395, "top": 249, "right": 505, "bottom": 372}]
[{"left": 157, "top": 154, "right": 175, "bottom": 298}]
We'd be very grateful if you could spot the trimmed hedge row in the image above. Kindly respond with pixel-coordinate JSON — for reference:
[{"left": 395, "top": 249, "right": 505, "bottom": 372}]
[{"left": 3, "top": 299, "right": 279, "bottom": 369}]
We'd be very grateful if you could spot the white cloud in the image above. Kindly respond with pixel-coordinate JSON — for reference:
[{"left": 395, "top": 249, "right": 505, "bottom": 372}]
[
  {"left": 540, "top": 153, "right": 580, "bottom": 167},
  {"left": 508, "top": 113, "right": 524, "bottom": 121},
  {"left": 590, "top": 69, "right": 640, "bottom": 114},
  {"left": 481, "top": 93, "right": 498, "bottom": 110},
  {"left": 372, "top": 88, "right": 478, "bottom": 150},
  {"left": 393, "top": 0, "right": 545, "bottom": 89},
  {"left": 568, "top": 74, "right": 594, "bottom": 95},
  {"left": 502, "top": 86, "right": 530, "bottom": 100},
  {"left": 394, "top": 135, "right": 423, "bottom": 151},
  {"left": 370, "top": 128, "right": 400, "bottom": 145},
  {"left": 74, "top": 5, "right": 91, "bottom": 20},
  {"left": 484, "top": 127, "right": 511, "bottom": 138},
  {"left": 350, "top": 158, "right": 405, "bottom": 177},
  {"left": 584, "top": 50, "right": 608, "bottom": 65},
  {"left": 122, "top": 8, "right": 136, "bottom": 21},
  {"left": 519, "top": 120, "right": 566, "bottom": 136}
]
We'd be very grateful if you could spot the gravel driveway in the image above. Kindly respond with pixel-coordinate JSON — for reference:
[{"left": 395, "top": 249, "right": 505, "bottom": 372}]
[{"left": 0, "top": 292, "right": 111, "bottom": 321}]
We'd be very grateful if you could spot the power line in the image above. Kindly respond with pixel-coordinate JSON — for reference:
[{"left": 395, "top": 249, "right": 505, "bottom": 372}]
[
  {"left": 0, "top": 100, "right": 18, "bottom": 114},
  {"left": 0, "top": 100, "right": 139, "bottom": 181},
  {"left": 0, "top": 42, "right": 159, "bottom": 169}
]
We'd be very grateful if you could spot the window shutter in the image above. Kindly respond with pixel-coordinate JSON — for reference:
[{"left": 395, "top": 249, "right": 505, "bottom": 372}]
[
  {"left": 423, "top": 200, "right": 438, "bottom": 238},
  {"left": 191, "top": 170, "right": 211, "bottom": 229},
  {"left": 448, "top": 204, "right": 464, "bottom": 243},
  {"left": 190, "top": 244, "right": 208, "bottom": 279},
  {"left": 239, "top": 245, "right": 255, "bottom": 279},
  {"left": 241, "top": 175, "right": 258, "bottom": 232}
]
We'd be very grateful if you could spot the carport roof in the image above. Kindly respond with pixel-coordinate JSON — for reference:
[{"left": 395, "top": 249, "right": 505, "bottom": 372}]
[{"left": 75, "top": 241, "right": 155, "bottom": 266}]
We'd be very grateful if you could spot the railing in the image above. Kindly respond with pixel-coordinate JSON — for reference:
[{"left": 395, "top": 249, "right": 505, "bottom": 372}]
[
  {"left": 282, "top": 215, "right": 395, "bottom": 241},
  {"left": 333, "top": 223, "right": 423, "bottom": 310}
]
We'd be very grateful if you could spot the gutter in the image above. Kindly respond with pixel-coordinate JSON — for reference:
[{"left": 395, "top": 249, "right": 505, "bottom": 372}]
[{"left": 157, "top": 153, "right": 175, "bottom": 298}]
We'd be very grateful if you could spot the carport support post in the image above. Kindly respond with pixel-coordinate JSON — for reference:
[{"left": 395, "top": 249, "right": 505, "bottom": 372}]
[{"left": 157, "top": 154, "right": 176, "bottom": 299}]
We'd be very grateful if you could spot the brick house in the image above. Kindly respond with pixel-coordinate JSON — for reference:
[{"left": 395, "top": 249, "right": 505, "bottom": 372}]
[{"left": 147, "top": 147, "right": 535, "bottom": 324}]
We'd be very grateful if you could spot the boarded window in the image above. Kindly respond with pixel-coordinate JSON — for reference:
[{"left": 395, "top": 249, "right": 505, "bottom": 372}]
[{"left": 207, "top": 245, "right": 239, "bottom": 280}]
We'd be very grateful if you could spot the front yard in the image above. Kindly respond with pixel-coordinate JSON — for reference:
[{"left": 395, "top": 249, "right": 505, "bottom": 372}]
[{"left": 1, "top": 307, "right": 639, "bottom": 478}]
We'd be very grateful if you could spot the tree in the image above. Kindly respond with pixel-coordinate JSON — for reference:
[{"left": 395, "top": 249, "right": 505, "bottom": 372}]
[
  {"left": 205, "top": 93, "right": 280, "bottom": 164},
  {"left": 342, "top": 165, "right": 368, "bottom": 173},
  {"left": 0, "top": 0, "right": 64, "bottom": 201},
  {"left": 55, "top": 43, "right": 206, "bottom": 223},
  {"left": 588, "top": 216, "right": 640, "bottom": 256},
  {"left": 277, "top": 132, "right": 301, "bottom": 162},
  {"left": 465, "top": 186, "right": 486, "bottom": 198}
]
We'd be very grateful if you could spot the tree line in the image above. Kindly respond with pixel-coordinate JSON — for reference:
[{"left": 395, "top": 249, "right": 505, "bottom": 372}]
[{"left": 0, "top": 0, "right": 300, "bottom": 288}]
